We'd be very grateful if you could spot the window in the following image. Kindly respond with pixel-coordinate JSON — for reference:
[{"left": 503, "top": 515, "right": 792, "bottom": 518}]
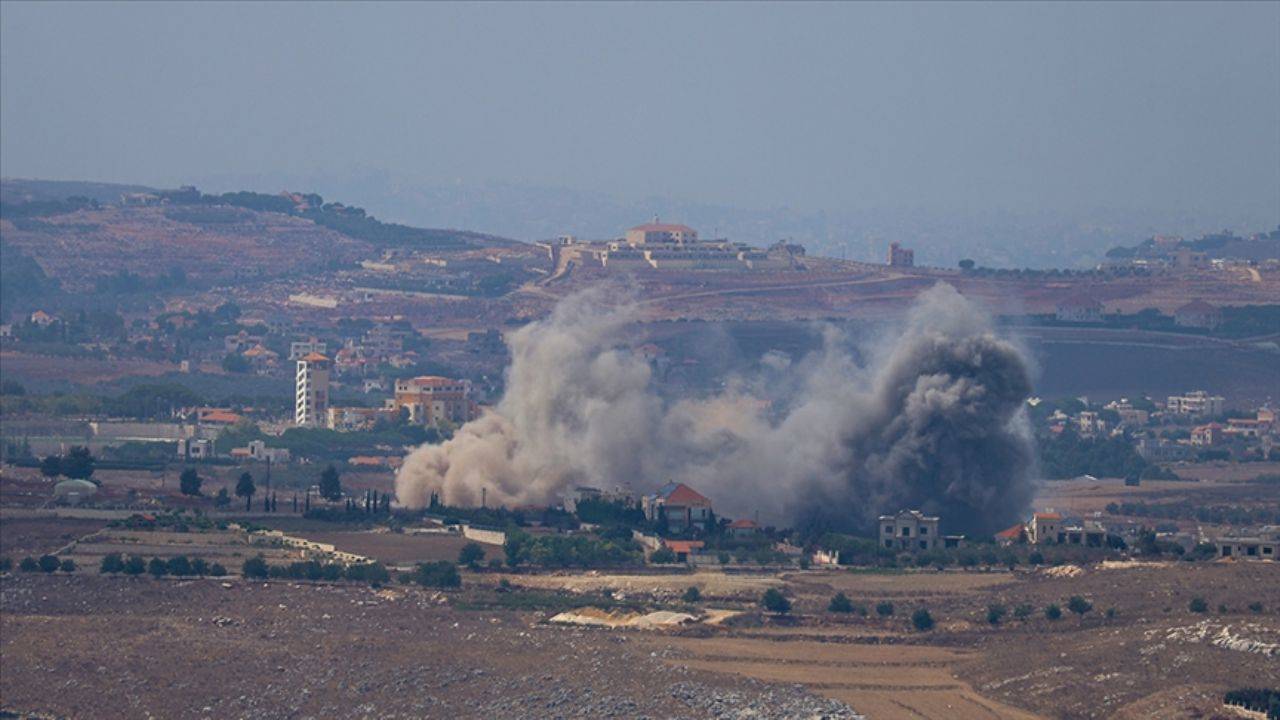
[
  {"left": 919, "top": 527, "right": 928, "bottom": 535},
  {"left": 884, "top": 525, "right": 893, "bottom": 534},
  {"left": 901, "top": 527, "right": 910, "bottom": 537},
  {"left": 884, "top": 540, "right": 893, "bottom": 549},
  {"left": 919, "top": 540, "right": 928, "bottom": 550}
]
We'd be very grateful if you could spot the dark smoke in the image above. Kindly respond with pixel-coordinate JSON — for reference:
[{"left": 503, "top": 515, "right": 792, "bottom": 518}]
[{"left": 396, "top": 283, "right": 1036, "bottom": 536}]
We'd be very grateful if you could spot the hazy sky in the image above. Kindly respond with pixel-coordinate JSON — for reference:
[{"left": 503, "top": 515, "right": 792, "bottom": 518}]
[{"left": 2, "top": 2, "right": 1277, "bottom": 220}]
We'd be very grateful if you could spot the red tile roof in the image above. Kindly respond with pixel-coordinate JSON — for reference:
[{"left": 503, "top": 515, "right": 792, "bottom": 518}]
[
  {"left": 728, "top": 518, "right": 758, "bottom": 529},
  {"left": 299, "top": 352, "right": 329, "bottom": 362},
  {"left": 663, "top": 540, "right": 705, "bottom": 554},
  {"left": 996, "top": 523, "right": 1026, "bottom": 539},
  {"left": 664, "top": 483, "right": 711, "bottom": 507}
]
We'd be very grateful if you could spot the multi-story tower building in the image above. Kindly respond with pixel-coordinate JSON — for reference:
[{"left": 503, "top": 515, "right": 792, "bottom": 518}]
[{"left": 295, "top": 352, "right": 330, "bottom": 427}]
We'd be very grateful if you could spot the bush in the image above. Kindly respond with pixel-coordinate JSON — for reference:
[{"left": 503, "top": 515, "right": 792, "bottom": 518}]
[
  {"left": 1028, "top": 551, "right": 1044, "bottom": 566},
  {"left": 191, "top": 558, "right": 209, "bottom": 576},
  {"left": 458, "top": 542, "right": 486, "bottom": 568},
  {"left": 242, "top": 555, "right": 269, "bottom": 579},
  {"left": 0, "top": 557, "right": 11, "bottom": 573},
  {"left": 682, "top": 586, "right": 702, "bottom": 603},
  {"left": 38, "top": 555, "right": 60, "bottom": 573},
  {"left": 1217, "top": 604, "right": 1229, "bottom": 614},
  {"left": 1067, "top": 596, "right": 1093, "bottom": 617},
  {"left": 649, "top": 547, "right": 677, "bottom": 564},
  {"left": 166, "top": 555, "right": 192, "bottom": 577},
  {"left": 123, "top": 556, "right": 146, "bottom": 575},
  {"left": 209, "top": 563, "right": 227, "bottom": 577},
  {"left": 148, "top": 557, "right": 168, "bottom": 577},
  {"left": 414, "top": 561, "right": 461, "bottom": 588},
  {"left": 59, "top": 558, "right": 76, "bottom": 573},
  {"left": 1045, "top": 604, "right": 1062, "bottom": 620},
  {"left": 987, "top": 604, "right": 1007, "bottom": 625},
  {"left": 1105, "top": 607, "right": 1116, "bottom": 619},
  {"left": 875, "top": 601, "right": 895, "bottom": 617},
  {"left": 1248, "top": 602, "right": 1264, "bottom": 613},
  {"left": 912, "top": 608, "right": 935, "bottom": 631},
  {"left": 829, "top": 592, "right": 854, "bottom": 614},
  {"left": 19, "top": 557, "right": 39, "bottom": 572},
  {"left": 761, "top": 588, "right": 791, "bottom": 615},
  {"left": 100, "top": 553, "right": 125, "bottom": 574},
  {"left": 1189, "top": 597, "right": 1208, "bottom": 613},
  {"left": 1013, "top": 603, "right": 1034, "bottom": 620}
]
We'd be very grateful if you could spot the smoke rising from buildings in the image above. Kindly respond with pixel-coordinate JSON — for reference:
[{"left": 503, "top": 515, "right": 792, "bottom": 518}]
[{"left": 395, "top": 283, "right": 1036, "bottom": 535}]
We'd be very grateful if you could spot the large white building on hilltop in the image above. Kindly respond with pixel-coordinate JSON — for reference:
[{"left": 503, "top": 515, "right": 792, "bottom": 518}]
[
  {"left": 544, "top": 221, "right": 804, "bottom": 273},
  {"left": 295, "top": 352, "right": 330, "bottom": 427}
]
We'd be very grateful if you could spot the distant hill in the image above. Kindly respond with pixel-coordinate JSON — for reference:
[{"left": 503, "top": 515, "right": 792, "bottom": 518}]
[{"left": 0, "top": 178, "right": 158, "bottom": 206}]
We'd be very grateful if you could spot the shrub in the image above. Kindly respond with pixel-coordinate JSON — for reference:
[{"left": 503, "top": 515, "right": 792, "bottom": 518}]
[
  {"left": 148, "top": 557, "right": 168, "bottom": 578},
  {"left": 19, "top": 557, "right": 39, "bottom": 572},
  {"left": 1105, "top": 607, "right": 1117, "bottom": 619},
  {"left": 1067, "top": 596, "right": 1093, "bottom": 617},
  {"left": 875, "top": 601, "right": 895, "bottom": 617},
  {"left": 208, "top": 563, "right": 227, "bottom": 577},
  {"left": 1248, "top": 601, "right": 1264, "bottom": 614},
  {"left": 1217, "top": 604, "right": 1228, "bottom": 614},
  {"left": 123, "top": 556, "right": 146, "bottom": 575},
  {"left": 912, "top": 608, "right": 935, "bottom": 631},
  {"left": 717, "top": 551, "right": 730, "bottom": 564},
  {"left": 59, "top": 558, "right": 76, "bottom": 573},
  {"left": 828, "top": 592, "right": 854, "bottom": 614},
  {"left": 242, "top": 555, "right": 269, "bottom": 579},
  {"left": 987, "top": 604, "right": 1007, "bottom": 625},
  {"left": 1013, "top": 603, "right": 1034, "bottom": 620},
  {"left": 458, "top": 542, "right": 486, "bottom": 568},
  {"left": 649, "top": 547, "right": 677, "bottom": 564},
  {"left": 1045, "top": 604, "right": 1062, "bottom": 620},
  {"left": 166, "top": 556, "right": 192, "bottom": 576},
  {"left": 1028, "top": 551, "right": 1044, "bottom": 566},
  {"left": 190, "top": 558, "right": 209, "bottom": 576},
  {"left": 0, "top": 557, "right": 11, "bottom": 573},
  {"left": 414, "top": 561, "right": 461, "bottom": 588},
  {"left": 99, "top": 553, "right": 125, "bottom": 574},
  {"left": 682, "top": 586, "right": 702, "bottom": 603},
  {"left": 761, "top": 588, "right": 791, "bottom": 615},
  {"left": 38, "top": 555, "right": 60, "bottom": 573},
  {"left": 1188, "top": 597, "right": 1208, "bottom": 613}
]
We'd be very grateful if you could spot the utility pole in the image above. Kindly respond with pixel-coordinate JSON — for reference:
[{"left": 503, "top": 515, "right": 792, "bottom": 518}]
[{"left": 481, "top": 487, "right": 486, "bottom": 509}]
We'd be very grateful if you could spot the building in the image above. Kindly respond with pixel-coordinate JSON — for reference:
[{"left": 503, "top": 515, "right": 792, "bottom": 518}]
[
  {"left": 727, "top": 518, "right": 760, "bottom": 538},
  {"left": 1055, "top": 296, "right": 1104, "bottom": 323},
  {"left": 289, "top": 338, "right": 328, "bottom": 361},
  {"left": 1190, "top": 423, "right": 1226, "bottom": 447},
  {"left": 295, "top": 352, "right": 331, "bottom": 427},
  {"left": 879, "top": 509, "right": 941, "bottom": 551},
  {"left": 177, "top": 437, "right": 213, "bottom": 459},
  {"left": 1167, "top": 391, "right": 1225, "bottom": 417},
  {"left": 643, "top": 482, "right": 713, "bottom": 533},
  {"left": 660, "top": 539, "right": 705, "bottom": 563},
  {"left": 625, "top": 221, "right": 698, "bottom": 246},
  {"left": 1027, "top": 512, "right": 1062, "bottom": 544},
  {"left": 887, "top": 242, "right": 914, "bottom": 267},
  {"left": 1174, "top": 300, "right": 1222, "bottom": 330},
  {"left": 326, "top": 406, "right": 394, "bottom": 432},
  {"left": 388, "top": 376, "right": 479, "bottom": 427},
  {"left": 1023, "top": 511, "right": 1105, "bottom": 546},
  {"left": 995, "top": 523, "right": 1028, "bottom": 546},
  {"left": 1214, "top": 527, "right": 1279, "bottom": 560},
  {"left": 29, "top": 310, "right": 56, "bottom": 327},
  {"left": 53, "top": 479, "right": 98, "bottom": 505}
]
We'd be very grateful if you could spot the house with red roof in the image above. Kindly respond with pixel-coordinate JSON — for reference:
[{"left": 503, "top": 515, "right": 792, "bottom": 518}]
[
  {"left": 642, "top": 482, "right": 713, "bottom": 533},
  {"left": 727, "top": 518, "right": 759, "bottom": 538}
]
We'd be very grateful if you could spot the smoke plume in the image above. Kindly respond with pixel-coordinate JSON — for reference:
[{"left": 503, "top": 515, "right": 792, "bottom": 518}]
[{"left": 396, "top": 283, "right": 1036, "bottom": 535}]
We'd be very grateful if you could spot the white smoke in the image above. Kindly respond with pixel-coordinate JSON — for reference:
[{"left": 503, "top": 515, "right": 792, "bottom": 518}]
[{"left": 395, "top": 283, "right": 1036, "bottom": 535}]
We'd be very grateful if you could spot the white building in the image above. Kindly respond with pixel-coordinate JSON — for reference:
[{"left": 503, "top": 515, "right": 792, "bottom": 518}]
[
  {"left": 1167, "top": 390, "right": 1225, "bottom": 417},
  {"left": 295, "top": 352, "right": 331, "bottom": 427},
  {"left": 289, "top": 338, "right": 328, "bottom": 361},
  {"left": 879, "top": 509, "right": 941, "bottom": 551}
]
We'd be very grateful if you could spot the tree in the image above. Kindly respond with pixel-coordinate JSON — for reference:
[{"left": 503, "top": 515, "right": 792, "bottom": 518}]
[
  {"left": 829, "top": 592, "right": 854, "bottom": 613},
  {"left": 761, "top": 588, "right": 791, "bottom": 615},
  {"left": 38, "top": 554, "right": 60, "bottom": 573},
  {"left": 414, "top": 561, "right": 461, "bottom": 588},
  {"left": 179, "top": 468, "right": 202, "bottom": 496},
  {"left": 1028, "top": 551, "right": 1044, "bottom": 566},
  {"left": 1013, "top": 603, "right": 1034, "bottom": 620},
  {"left": 123, "top": 556, "right": 146, "bottom": 575},
  {"left": 1067, "top": 596, "right": 1092, "bottom": 618},
  {"left": 875, "top": 601, "right": 895, "bottom": 617},
  {"left": 221, "top": 353, "right": 250, "bottom": 373},
  {"left": 59, "top": 558, "right": 76, "bottom": 573},
  {"left": 649, "top": 546, "right": 677, "bottom": 564},
  {"left": 458, "top": 542, "right": 485, "bottom": 569},
  {"left": 20, "top": 557, "right": 39, "bottom": 572},
  {"left": 682, "top": 586, "right": 702, "bottom": 603},
  {"left": 1188, "top": 597, "right": 1208, "bottom": 613},
  {"left": 959, "top": 258, "right": 975, "bottom": 271},
  {"left": 242, "top": 555, "right": 269, "bottom": 579},
  {"left": 912, "top": 608, "right": 935, "bottom": 631},
  {"left": 318, "top": 465, "right": 342, "bottom": 501},
  {"left": 504, "top": 530, "right": 531, "bottom": 568},
  {"left": 209, "top": 563, "right": 228, "bottom": 577},
  {"left": 235, "top": 472, "right": 256, "bottom": 510},
  {"left": 214, "top": 487, "right": 231, "bottom": 509},
  {"left": 987, "top": 604, "right": 1007, "bottom": 625},
  {"left": 147, "top": 557, "right": 168, "bottom": 577},
  {"left": 60, "top": 446, "right": 94, "bottom": 480},
  {"left": 1045, "top": 604, "right": 1062, "bottom": 620},
  {"left": 191, "top": 558, "right": 209, "bottom": 576},
  {"left": 39, "top": 454, "right": 62, "bottom": 478},
  {"left": 167, "top": 556, "right": 192, "bottom": 576}
]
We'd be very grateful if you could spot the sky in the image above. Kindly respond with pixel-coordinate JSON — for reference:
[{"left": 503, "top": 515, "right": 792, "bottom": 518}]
[{"left": 2, "top": 1, "right": 1278, "bottom": 224}]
